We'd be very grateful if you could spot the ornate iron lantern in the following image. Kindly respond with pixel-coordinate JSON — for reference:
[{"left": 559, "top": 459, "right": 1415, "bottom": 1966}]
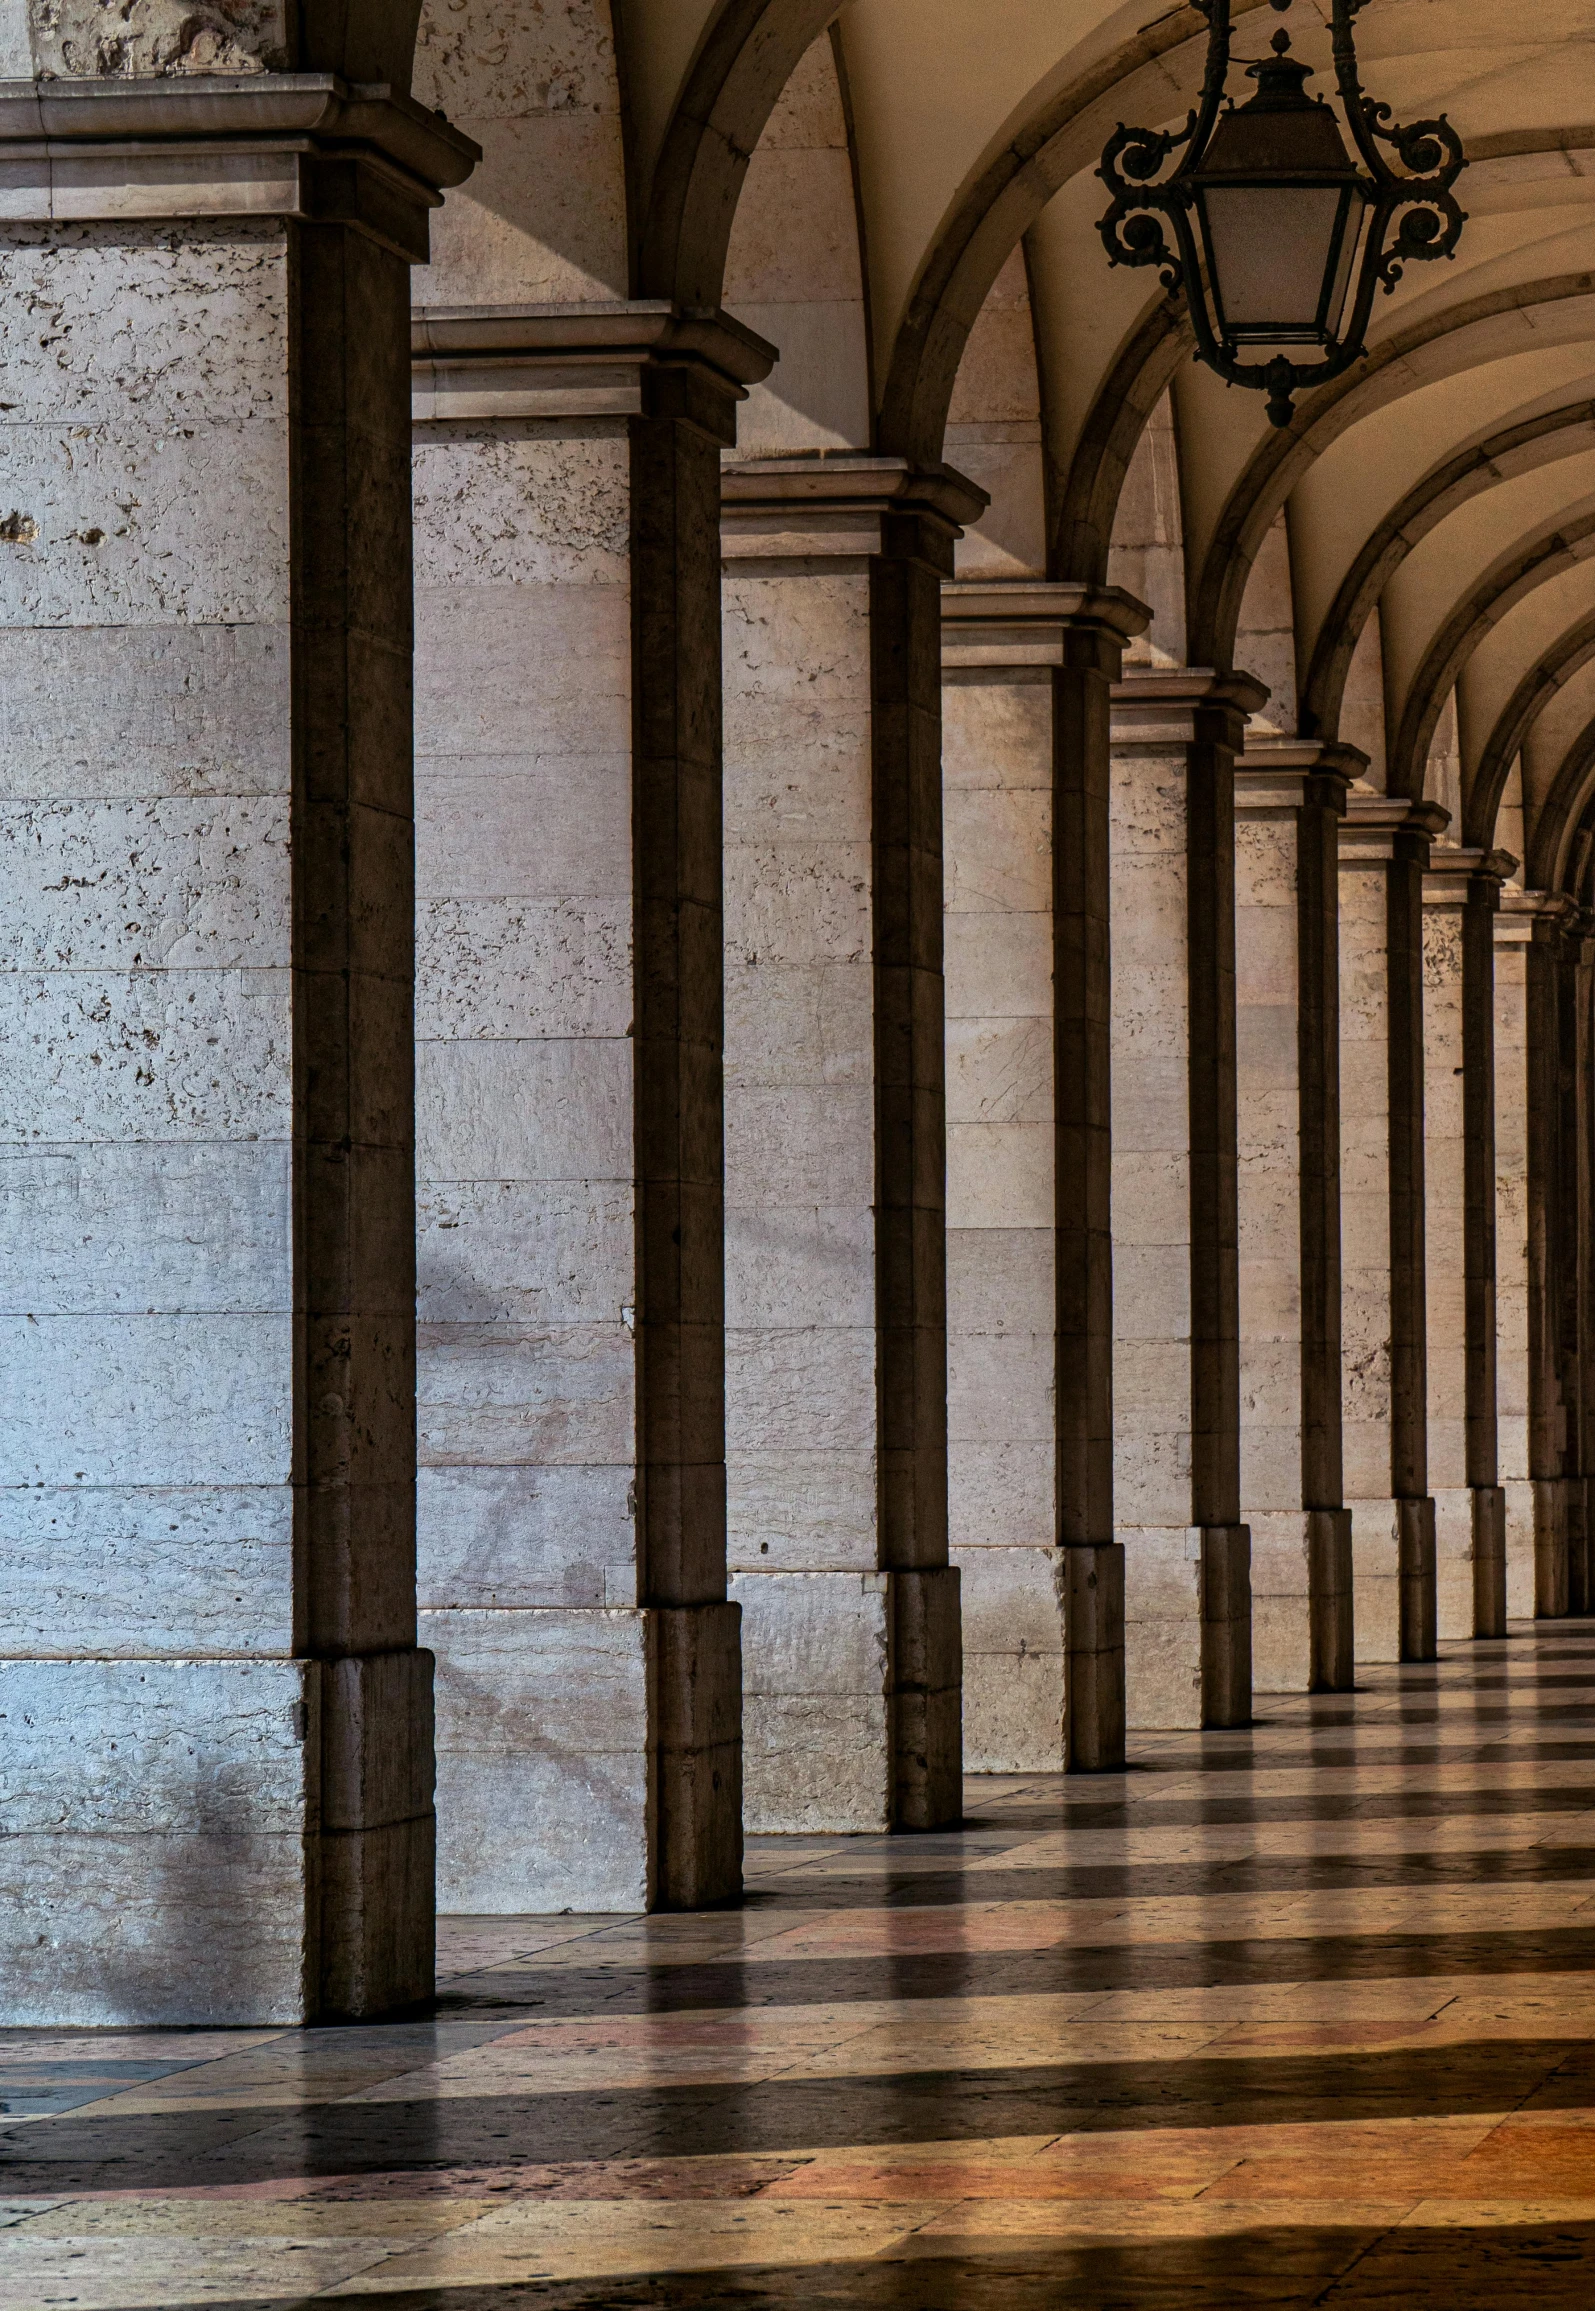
[{"left": 1097, "top": 0, "right": 1466, "bottom": 425}]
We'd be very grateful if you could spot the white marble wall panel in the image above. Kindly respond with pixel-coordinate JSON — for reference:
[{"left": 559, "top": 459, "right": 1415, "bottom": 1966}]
[
  {"left": 943, "top": 669, "right": 1058, "bottom": 1767},
  {"left": 413, "top": 414, "right": 642, "bottom": 1908}
]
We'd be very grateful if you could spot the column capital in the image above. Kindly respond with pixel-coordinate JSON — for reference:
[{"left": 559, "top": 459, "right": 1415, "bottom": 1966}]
[
  {"left": 1110, "top": 665, "right": 1269, "bottom": 751},
  {"left": 720, "top": 453, "right": 988, "bottom": 575},
  {"left": 413, "top": 299, "right": 776, "bottom": 440},
  {"left": 0, "top": 74, "right": 479, "bottom": 259},
  {"left": 1339, "top": 789, "right": 1449, "bottom": 869},
  {"left": 1236, "top": 734, "right": 1367, "bottom": 818},
  {"left": 1423, "top": 842, "right": 1518, "bottom": 912},
  {"left": 940, "top": 579, "right": 1150, "bottom": 672},
  {"left": 1496, "top": 887, "right": 1576, "bottom": 949}
]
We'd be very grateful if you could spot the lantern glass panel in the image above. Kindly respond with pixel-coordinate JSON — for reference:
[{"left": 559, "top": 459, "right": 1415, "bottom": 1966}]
[{"left": 1197, "top": 181, "right": 1355, "bottom": 339}]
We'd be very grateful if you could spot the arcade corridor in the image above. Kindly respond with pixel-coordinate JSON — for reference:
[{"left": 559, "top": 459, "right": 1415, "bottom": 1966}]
[{"left": 4, "top": 1624, "right": 1595, "bottom": 2307}]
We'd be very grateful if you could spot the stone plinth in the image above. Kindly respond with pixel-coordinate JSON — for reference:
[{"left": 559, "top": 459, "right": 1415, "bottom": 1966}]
[
  {"left": 720, "top": 456, "right": 984, "bottom": 1832},
  {"left": 1235, "top": 742, "right": 1358, "bottom": 1694},
  {"left": 413, "top": 303, "right": 773, "bottom": 1911},
  {"left": 0, "top": 78, "right": 476, "bottom": 2024},
  {"left": 1109, "top": 669, "right": 1265, "bottom": 1729},
  {"left": 939, "top": 583, "right": 1147, "bottom": 1771},
  {"left": 1424, "top": 845, "right": 1515, "bottom": 1642}
]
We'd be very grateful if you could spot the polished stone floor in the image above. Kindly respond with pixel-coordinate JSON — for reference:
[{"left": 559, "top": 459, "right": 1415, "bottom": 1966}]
[{"left": 7, "top": 1627, "right": 1595, "bottom": 2306}]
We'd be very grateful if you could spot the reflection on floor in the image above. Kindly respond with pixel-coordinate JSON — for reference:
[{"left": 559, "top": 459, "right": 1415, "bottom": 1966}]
[{"left": 7, "top": 1629, "right": 1595, "bottom": 2305}]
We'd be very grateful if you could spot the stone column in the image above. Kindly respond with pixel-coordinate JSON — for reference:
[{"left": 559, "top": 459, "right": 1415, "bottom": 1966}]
[
  {"left": 1559, "top": 924, "right": 1595, "bottom": 1613},
  {"left": 0, "top": 80, "right": 474, "bottom": 2025},
  {"left": 1424, "top": 846, "right": 1513, "bottom": 1640},
  {"left": 1495, "top": 891, "right": 1573, "bottom": 1618},
  {"left": 721, "top": 456, "right": 984, "bottom": 1834},
  {"left": 1110, "top": 669, "right": 1266, "bottom": 1728},
  {"left": 1339, "top": 795, "right": 1444, "bottom": 1661},
  {"left": 413, "top": 306, "right": 772, "bottom": 1912},
  {"left": 1234, "top": 740, "right": 1357, "bottom": 1693},
  {"left": 939, "top": 583, "right": 1147, "bottom": 1775}
]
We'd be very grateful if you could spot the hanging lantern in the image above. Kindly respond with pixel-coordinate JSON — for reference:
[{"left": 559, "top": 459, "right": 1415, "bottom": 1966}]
[{"left": 1097, "top": 0, "right": 1466, "bottom": 426}]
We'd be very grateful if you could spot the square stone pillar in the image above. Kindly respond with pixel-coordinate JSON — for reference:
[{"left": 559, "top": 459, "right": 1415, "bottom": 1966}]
[
  {"left": 940, "top": 584, "right": 1147, "bottom": 1774},
  {"left": 1109, "top": 669, "right": 1266, "bottom": 1728},
  {"left": 1559, "top": 924, "right": 1595, "bottom": 1613},
  {"left": 1339, "top": 793, "right": 1445, "bottom": 1661},
  {"left": 1495, "top": 891, "right": 1574, "bottom": 1618},
  {"left": 0, "top": 81, "right": 475, "bottom": 2024},
  {"left": 1234, "top": 741, "right": 1359, "bottom": 1693},
  {"left": 412, "top": 306, "right": 773, "bottom": 1912},
  {"left": 1424, "top": 846, "right": 1515, "bottom": 1640},
  {"left": 720, "top": 456, "right": 985, "bottom": 1834}
]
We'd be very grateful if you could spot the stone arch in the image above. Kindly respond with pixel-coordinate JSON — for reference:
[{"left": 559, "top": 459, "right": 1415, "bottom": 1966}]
[
  {"left": 1528, "top": 712, "right": 1595, "bottom": 891},
  {"left": 1466, "top": 612, "right": 1595, "bottom": 849},
  {"left": 639, "top": 0, "right": 843, "bottom": 307},
  {"left": 1188, "top": 275, "right": 1595, "bottom": 673},
  {"left": 1388, "top": 510, "right": 1595, "bottom": 799},
  {"left": 1301, "top": 404, "right": 1595, "bottom": 743}
]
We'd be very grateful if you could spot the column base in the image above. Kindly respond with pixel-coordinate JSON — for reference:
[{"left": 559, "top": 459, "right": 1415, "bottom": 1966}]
[
  {"left": 730, "top": 1568, "right": 962, "bottom": 1835},
  {"left": 1569, "top": 1477, "right": 1592, "bottom": 1617},
  {"left": 1348, "top": 1497, "right": 1402, "bottom": 1665},
  {"left": 1123, "top": 1525, "right": 1251, "bottom": 1730},
  {"left": 891, "top": 1566, "right": 963, "bottom": 1831},
  {"left": 1471, "top": 1486, "right": 1508, "bottom": 1639},
  {"left": 1399, "top": 1496, "right": 1438, "bottom": 1661},
  {"left": 1532, "top": 1477, "right": 1569, "bottom": 1618},
  {"left": 427, "top": 1602, "right": 742, "bottom": 1914},
  {"left": 1433, "top": 1486, "right": 1476, "bottom": 1642},
  {"left": 0, "top": 1652, "right": 436, "bottom": 2028},
  {"left": 1247, "top": 1511, "right": 1353, "bottom": 1694},
  {"left": 1065, "top": 1543, "right": 1126, "bottom": 1771},
  {"left": 731, "top": 1571, "right": 891, "bottom": 1835},
  {"left": 1503, "top": 1477, "right": 1538, "bottom": 1620},
  {"left": 1201, "top": 1525, "right": 1253, "bottom": 1728},
  {"left": 957, "top": 1546, "right": 1065, "bottom": 1773},
  {"left": 1309, "top": 1509, "right": 1355, "bottom": 1690},
  {"left": 654, "top": 1602, "right": 743, "bottom": 1911}
]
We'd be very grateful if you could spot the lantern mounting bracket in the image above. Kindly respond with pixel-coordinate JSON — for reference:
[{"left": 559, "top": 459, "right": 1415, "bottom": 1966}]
[{"left": 1096, "top": 0, "right": 1466, "bottom": 424}]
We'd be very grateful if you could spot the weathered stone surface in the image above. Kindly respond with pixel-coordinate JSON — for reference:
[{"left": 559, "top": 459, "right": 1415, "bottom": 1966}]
[
  {"left": 424, "top": 1605, "right": 651, "bottom": 1912},
  {"left": 0, "top": 1657, "right": 312, "bottom": 2026},
  {"left": 959, "top": 1545, "right": 1064, "bottom": 1772},
  {"left": 24, "top": 3, "right": 289, "bottom": 79},
  {"left": 732, "top": 1567, "right": 890, "bottom": 1829}
]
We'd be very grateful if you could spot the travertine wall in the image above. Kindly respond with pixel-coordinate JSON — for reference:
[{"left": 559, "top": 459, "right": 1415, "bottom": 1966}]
[
  {"left": 1423, "top": 860, "right": 1473, "bottom": 1638},
  {"left": 722, "top": 513, "right": 885, "bottom": 1827},
  {"left": 1110, "top": 672, "right": 1259, "bottom": 1729},
  {"left": 1234, "top": 749, "right": 1351, "bottom": 1696},
  {"left": 943, "top": 639, "right": 1060, "bottom": 1768},
  {"left": 1495, "top": 904, "right": 1536, "bottom": 1618}
]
